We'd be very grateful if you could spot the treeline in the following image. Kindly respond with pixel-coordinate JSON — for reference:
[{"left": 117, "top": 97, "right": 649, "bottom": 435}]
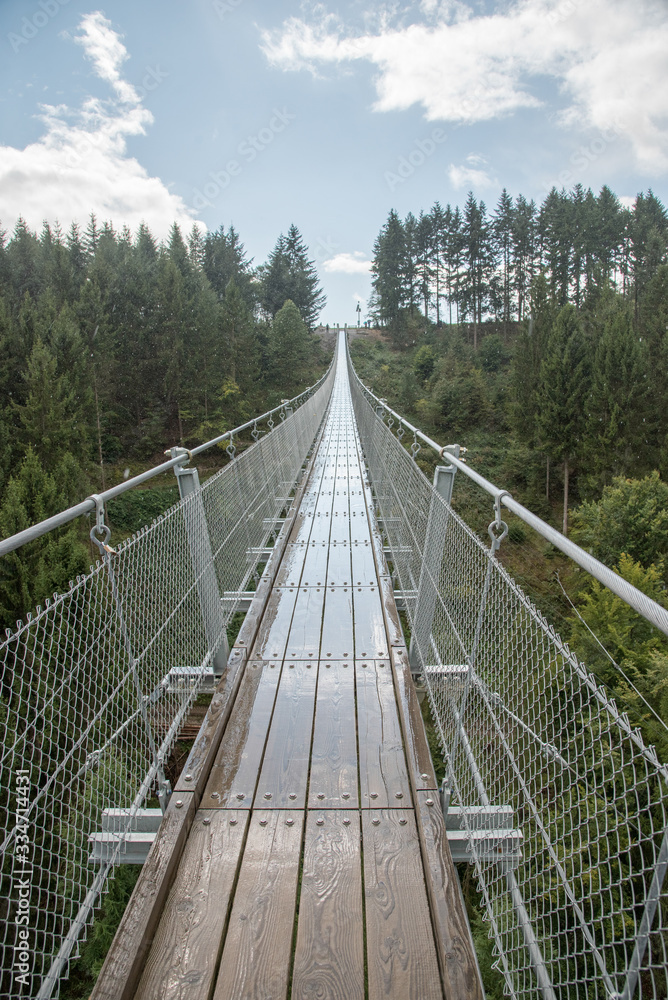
[
  {"left": 371, "top": 185, "right": 667, "bottom": 345},
  {"left": 0, "top": 216, "right": 327, "bottom": 629}
]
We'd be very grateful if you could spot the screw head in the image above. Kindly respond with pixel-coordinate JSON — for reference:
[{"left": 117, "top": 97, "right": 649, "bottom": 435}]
[
  {"left": 260, "top": 819, "right": 267, "bottom": 827},
  {"left": 230, "top": 818, "right": 237, "bottom": 826},
  {"left": 175, "top": 800, "right": 183, "bottom": 809},
  {"left": 316, "top": 818, "right": 324, "bottom": 826},
  {"left": 317, "top": 793, "right": 325, "bottom": 800},
  {"left": 372, "top": 818, "right": 380, "bottom": 826},
  {"left": 264, "top": 792, "right": 272, "bottom": 800},
  {"left": 399, "top": 818, "right": 407, "bottom": 826},
  {"left": 286, "top": 818, "right": 294, "bottom": 827},
  {"left": 421, "top": 773, "right": 429, "bottom": 781},
  {"left": 342, "top": 792, "right": 350, "bottom": 800},
  {"left": 184, "top": 773, "right": 192, "bottom": 782},
  {"left": 203, "top": 817, "right": 211, "bottom": 826},
  {"left": 289, "top": 793, "right": 297, "bottom": 800},
  {"left": 426, "top": 798, "right": 434, "bottom": 807},
  {"left": 343, "top": 818, "right": 351, "bottom": 826},
  {"left": 395, "top": 792, "right": 403, "bottom": 800},
  {"left": 370, "top": 792, "right": 378, "bottom": 800}
]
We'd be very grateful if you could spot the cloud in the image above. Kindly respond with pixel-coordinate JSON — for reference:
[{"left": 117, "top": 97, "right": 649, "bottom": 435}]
[
  {"left": 260, "top": 0, "right": 668, "bottom": 173},
  {"left": 323, "top": 251, "right": 372, "bottom": 274},
  {"left": 0, "top": 12, "right": 202, "bottom": 240},
  {"left": 448, "top": 154, "right": 497, "bottom": 189}
]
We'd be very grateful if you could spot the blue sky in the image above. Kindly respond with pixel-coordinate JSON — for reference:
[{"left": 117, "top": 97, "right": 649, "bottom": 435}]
[{"left": 1, "top": 0, "right": 667, "bottom": 324}]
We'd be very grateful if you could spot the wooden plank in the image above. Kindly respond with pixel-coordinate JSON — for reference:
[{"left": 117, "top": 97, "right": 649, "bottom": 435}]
[
  {"left": 254, "top": 662, "right": 318, "bottom": 808},
  {"left": 173, "top": 649, "right": 246, "bottom": 800},
  {"left": 90, "top": 793, "right": 196, "bottom": 1000},
  {"left": 391, "top": 648, "right": 438, "bottom": 791},
  {"left": 320, "top": 587, "right": 354, "bottom": 659},
  {"left": 300, "top": 540, "right": 330, "bottom": 586},
  {"left": 212, "top": 810, "right": 304, "bottom": 1000},
  {"left": 285, "top": 586, "right": 327, "bottom": 658},
  {"left": 377, "top": 570, "right": 405, "bottom": 647},
  {"left": 350, "top": 539, "right": 378, "bottom": 586},
  {"left": 203, "top": 661, "right": 282, "bottom": 808},
  {"left": 291, "top": 811, "right": 364, "bottom": 1000},
  {"left": 309, "top": 661, "right": 358, "bottom": 808},
  {"left": 274, "top": 542, "right": 310, "bottom": 588},
  {"left": 356, "top": 660, "right": 412, "bottom": 808},
  {"left": 362, "top": 809, "right": 444, "bottom": 1000},
  {"left": 353, "top": 586, "right": 388, "bottom": 659},
  {"left": 325, "top": 544, "right": 352, "bottom": 586},
  {"left": 251, "top": 586, "right": 300, "bottom": 660},
  {"left": 415, "top": 792, "right": 485, "bottom": 999},
  {"left": 134, "top": 810, "right": 249, "bottom": 1000}
]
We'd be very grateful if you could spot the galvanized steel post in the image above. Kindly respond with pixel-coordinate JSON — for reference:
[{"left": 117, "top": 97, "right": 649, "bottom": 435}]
[
  {"left": 172, "top": 449, "right": 229, "bottom": 677},
  {"left": 409, "top": 447, "right": 460, "bottom": 676}
]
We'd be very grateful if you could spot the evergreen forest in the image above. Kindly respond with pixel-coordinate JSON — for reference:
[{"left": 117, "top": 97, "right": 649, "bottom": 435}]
[
  {"left": 358, "top": 183, "right": 668, "bottom": 763},
  {"left": 0, "top": 217, "right": 327, "bottom": 632}
]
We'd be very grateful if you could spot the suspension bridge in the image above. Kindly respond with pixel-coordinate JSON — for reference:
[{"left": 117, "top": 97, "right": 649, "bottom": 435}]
[{"left": 1, "top": 331, "right": 667, "bottom": 999}]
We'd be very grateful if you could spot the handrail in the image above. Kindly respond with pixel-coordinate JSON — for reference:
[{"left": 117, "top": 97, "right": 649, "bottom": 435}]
[
  {"left": 0, "top": 360, "right": 335, "bottom": 558},
  {"left": 346, "top": 338, "right": 668, "bottom": 640}
]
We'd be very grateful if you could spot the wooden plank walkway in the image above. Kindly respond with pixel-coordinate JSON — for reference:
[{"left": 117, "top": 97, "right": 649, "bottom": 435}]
[{"left": 92, "top": 334, "right": 483, "bottom": 1000}]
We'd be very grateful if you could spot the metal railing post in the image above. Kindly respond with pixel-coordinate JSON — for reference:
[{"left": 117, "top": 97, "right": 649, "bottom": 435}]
[
  {"left": 172, "top": 450, "right": 229, "bottom": 677},
  {"left": 409, "top": 447, "right": 460, "bottom": 676}
]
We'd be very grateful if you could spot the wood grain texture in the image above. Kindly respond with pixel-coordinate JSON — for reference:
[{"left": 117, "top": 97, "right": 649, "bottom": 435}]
[
  {"left": 353, "top": 586, "right": 388, "bottom": 659},
  {"left": 285, "top": 586, "right": 326, "bottom": 658},
  {"left": 356, "top": 660, "right": 412, "bottom": 808},
  {"left": 134, "top": 810, "right": 248, "bottom": 1000},
  {"left": 203, "top": 661, "right": 281, "bottom": 808},
  {"left": 390, "top": 648, "right": 438, "bottom": 792},
  {"left": 251, "top": 586, "right": 300, "bottom": 661},
  {"left": 90, "top": 793, "right": 196, "bottom": 1000},
  {"left": 291, "top": 811, "right": 364, "bottom": 1000},
  {"left": 362, "top": 809, "right": 444, "bottom": 1000},
  {"left": 254, "top": 662, "right": 318, "bottom": 808},
  {"left": 415, "top": 792, "right": 485, "bottom": 1000},
  {"left": 309, "top": 661, "right": 358, "bottom": 808},
  {"left": 212, "top": 810, "right": 304, "bottom": 1000},
  {"left": 173, "top": 649, "right": 246, "bottom": 799},
  {"left": 320, "top": 588, "right": 354, "bottom": 658},
  {"left": 350, "top": 540, "right": 379, "bottom": 586}
]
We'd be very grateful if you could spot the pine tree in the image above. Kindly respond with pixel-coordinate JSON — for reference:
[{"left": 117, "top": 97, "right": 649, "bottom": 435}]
[
  {"left": 536, "top": 305, "right": 591, "bottom": 534},
  {"left": 269, "top": 299, "right": 317, "bottom": 396},
  {"left": 493, "top": 189, "right": 514, "bottom": 328},
  {"left": 585, "top": 299, "right": 649, "bottom": 480},
  {"left": 370, "top": 210, "right": 408, "bottom": 332},
  {"left": 260, "top": 225, "right": 325, "bottom": 330}
]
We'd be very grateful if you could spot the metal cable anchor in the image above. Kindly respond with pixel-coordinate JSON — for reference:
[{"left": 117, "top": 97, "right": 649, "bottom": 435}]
[{"left": 88, "top": 494, "right": 116, "bottom": 556}]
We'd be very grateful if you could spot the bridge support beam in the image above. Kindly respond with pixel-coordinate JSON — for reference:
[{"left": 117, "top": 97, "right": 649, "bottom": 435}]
[
  {"left": 409, "top": 448, "right": 459, "bottom": 677},
  {"left": 172, "top": 450, "right": 229, "bottom": 678}
]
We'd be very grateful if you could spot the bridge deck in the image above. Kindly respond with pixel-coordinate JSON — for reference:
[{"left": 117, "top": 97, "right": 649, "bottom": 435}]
[{"left": 93, "top": 336, "right": 482, "bottom": 1000}]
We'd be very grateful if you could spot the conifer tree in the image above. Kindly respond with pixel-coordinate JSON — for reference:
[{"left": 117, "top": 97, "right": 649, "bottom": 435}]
[{"left": 536, "top": 305, "right": 591, "bottom": 534}]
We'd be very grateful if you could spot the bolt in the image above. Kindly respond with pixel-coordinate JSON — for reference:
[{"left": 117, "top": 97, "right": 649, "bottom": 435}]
[
  {"left": 184, "top": 773, "right": 192, "bottom": 782},
  {"left": 395, "top": 792, "right": 403, "bottom": 800},
  {"left": 372, "top": 818, "right": 380, "bottom": 826},
  {"left": 286, "top": 818, "right": 294, "bottom": 827},
  {"left": 175, "top": 800, "right": 183, "bottom": 809},
  {"left": 203, "top": 817, "right": 211, "bottom": 826},
  {"left": 264, "top": 792, "right": 272, "bottom": 800},
  {"left": 236, "top": 793, "right": 245, "bottom": 800},
  {"left": 426, "top": 798, "right": 434, "bottom": 807}
]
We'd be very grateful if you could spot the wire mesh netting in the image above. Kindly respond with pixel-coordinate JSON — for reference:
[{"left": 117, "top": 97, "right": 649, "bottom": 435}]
[
  {"left": 349, "top": 351, "right": 668, "bottom": 1000},
  {"left": 0, "top": 366, "right": 334, "bottom": 999}
]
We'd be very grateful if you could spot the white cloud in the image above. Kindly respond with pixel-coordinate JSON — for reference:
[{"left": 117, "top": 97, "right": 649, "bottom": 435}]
[
  {"left": 448, "top": 154, "right": 497, "bottom": 189},
  {"left": 260, "top": 0, "right": 668, "bottom": 173},
  {"left": 0, "top": 12, "right": 202, "bottom": 240},
  {"left": 323, "top": 251, "right": 372, "bottom": 274}
]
